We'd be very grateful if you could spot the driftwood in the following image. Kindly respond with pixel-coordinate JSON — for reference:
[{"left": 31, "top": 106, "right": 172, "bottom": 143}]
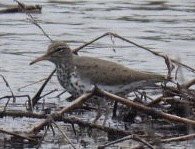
[{"left": 0, "top": 2, "right": 41, "bottom": 13}]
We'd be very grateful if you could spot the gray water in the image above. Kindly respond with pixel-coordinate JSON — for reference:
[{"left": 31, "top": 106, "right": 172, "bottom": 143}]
[{"left": 0, "top": 0, "right": 195, "bottom": 148}]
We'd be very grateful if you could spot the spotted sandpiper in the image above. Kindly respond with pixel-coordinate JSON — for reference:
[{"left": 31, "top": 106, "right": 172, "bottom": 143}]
[{"left": 30, "top": 41, "right": 169, "bottom": 98}]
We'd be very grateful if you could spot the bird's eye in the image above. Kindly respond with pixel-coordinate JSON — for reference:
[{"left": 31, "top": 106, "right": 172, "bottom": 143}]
[
  {"left": 56, "top": 48, "right": 63, "bottom": 52},
  {"left": 49, "top": 47, "right": 63, "bottom": 55}
]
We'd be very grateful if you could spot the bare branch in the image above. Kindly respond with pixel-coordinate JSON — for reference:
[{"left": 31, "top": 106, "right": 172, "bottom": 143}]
[{"left": 13, "top": 0, "right": 53, "bottom": 41}]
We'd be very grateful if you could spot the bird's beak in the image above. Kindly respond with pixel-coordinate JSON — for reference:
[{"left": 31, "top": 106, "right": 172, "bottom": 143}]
[{"left": 30, "top": 53, "right": 49, "bottom": 65}]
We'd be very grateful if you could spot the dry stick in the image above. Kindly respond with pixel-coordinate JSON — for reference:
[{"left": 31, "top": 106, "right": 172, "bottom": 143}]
[
  {"left": 133, "top": 135, "right": 155, "bottom": 149},
  {"left": 73, "top": 32, "right": 110, "bottom": 54},
  {"left": 31, "top": 69, "right": 56, "bottom": 107},
  {"left": 0, "top": 108, "right": 133, "bottom": 137},
  {"left": 109, "top": 32, "right": 195, "bottom": 73},
  {"left": 4, "top": 98, "right": 12, "bottom": 112},
  {"left": 28, "top": 90, "right": 94, "bottom": 134},
  {"left": 0, "top": 74, "right": 16, "bottom": 111},
  {"left": 18, "top": 78, "right": 47, "bottom": 91},
  {"left": 52, "top": 120, "right": 77, "bottom": 149},
  {"left": 161, "top": 97, "right": 194, "bottom": 105},
  {"left": 14, "top": 0, "right": 53, "bottom": 42},
  {"left": 98, "top": 134, "right": 154, "bottom": 149},
  {"left": 26, "top": 87, "right": 195, "bottom": 136},
  {"left": 146, "top": 96, "right": 163, "bottom": 107},
  {"left": 61, "top": 115, "right": 132, "bottom": 136},
  {"left": 56, "top": 90, "right": 67, "bottom": 98},
  {"left": 39, "top": 89, "right": 58, "bottom": 99},
  {"left": 73, "top": 32, "right": 195, "bottom": 73},
  {"left": 146, "top": 96, "right": 194, "bottom": 107},
  {"left": 57, "top": 90, "right": 94, "bottom": 114},
  {"left": 0, "top": 95, "right": 31, "bottom": 111},
  {"left": 28, "top": 88, "right": 134, "bottom": 136},
  {"left": 0, "top": 74, "right": 15, "bottom": 102},
  {"left": 13, "top": 0, "right": 55, "bottom": 110},
  {"left": 0, "top": 128, "right": 37, "bottom": 143},
  {"left": 0, "top": 3, "right": 41, "bottom": 13},
  {"left": 161, "top": 133, "right": 195, "bottom": 143},
  {"left": 96, "top": 88, "right": 195, "bottom": 125},
  {"left": 0, "top": 109, "right": 46, "bottom": 118},
  {"left": 181, "top": 78, "right": 195, "bottom": 88}
]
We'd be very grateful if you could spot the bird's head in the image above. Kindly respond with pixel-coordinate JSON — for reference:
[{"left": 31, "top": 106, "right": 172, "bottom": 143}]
[{"left": 30, "top": 41, "right": 72, "bottom": 65}]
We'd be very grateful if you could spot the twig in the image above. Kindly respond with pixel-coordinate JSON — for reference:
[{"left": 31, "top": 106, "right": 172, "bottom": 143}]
[
  {"left": 96, "top": 88, "right": 195, "bottom": 126},
  {"left": 52, "top": 120, "right": 77, "bottom": 149},
  {"left": 109, "top": 32, "right": 195, "bottom": 73},
  {"left": 0, "top": 74, "right": 15, "bottom": 101},
  {"left": 146, "top": 96, "right": 164, "bottom": 107},
  {"left": 0, "top": 74, "right": 16, "bottom": 110},
  {"left": 72, "top": 32, "right": 110, "bottom": 54},
  {"left": 31, "top": 69, "right": 56, "bottom": 107},
  {"left": 13, "top": 0, "right": 53, "bottom": 41},
  {"left": 98, "top": 134, "right": 154, "bottom": 149},
  {"left": 18, "top": 78, "right": 47, "bottom": 91},
  {"left": 39, "top": 89, "right": 58, "bottom": 99},
  {"left": 0, "top": 105, "right": 135, "bottom": 139},
  {"left": 0, "top": 95, "right": 30, "bottom": 100},
  {"left": 161, "top": 133, "right": 195, "bottom": 143},
  {"left": 3, "top": 98, "right": 11, "bottom": 112},
  {"left": 181, "top": 78, "right": 195, "bottom": 88},
  {"left": 133, "top": 135, "right": 154, "bottom": 149},
  {"left": 0, "top": 3, "right": 41, "bottom": 13},
  {"left": 56, "top": 90, "right": 67, "bottom": 98},
  {"left": 57, "top": 88, "right": 94, "bottom": 114},
  {"left": 0, "top": 128, "right": 37, "bottom": 143},
  {"left": 28, "top": 90, "right": 94, "bottom": 134},
  {"left": 73, "top": 32, "right": 195, "bottom": 73}
]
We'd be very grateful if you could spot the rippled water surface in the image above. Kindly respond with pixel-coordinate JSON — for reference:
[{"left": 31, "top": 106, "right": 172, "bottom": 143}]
[{"left": 0, "top": 0, "right": 195, "bottom": 148}]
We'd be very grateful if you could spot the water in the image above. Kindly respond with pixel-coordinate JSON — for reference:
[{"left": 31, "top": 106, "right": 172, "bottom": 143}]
[{"left": 0, "top": 0, "right": 195, "bottom": 148}]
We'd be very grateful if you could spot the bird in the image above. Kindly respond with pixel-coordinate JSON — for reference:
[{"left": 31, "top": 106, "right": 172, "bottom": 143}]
[{"left": 30, "top": 40, "right": 169, "bottom": 99}]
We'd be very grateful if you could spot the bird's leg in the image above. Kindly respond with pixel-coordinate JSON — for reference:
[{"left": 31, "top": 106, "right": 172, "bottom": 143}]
[
  {"left": 66, "top": 95, "right": 77, "bottom": 102},
  {"left": 92, "top": 96, "right": 102, "bottom": 124},
  {"left": 112, "top": 101, "right": 118, "bottom": 119},
  {"left": 103, "top": 102, "right": 111, "bottom": 126}
]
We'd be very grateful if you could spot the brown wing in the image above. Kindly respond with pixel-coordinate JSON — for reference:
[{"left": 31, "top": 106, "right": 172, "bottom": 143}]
[{"left": 73, "top": 55, "right": 166, "bottom": 85}]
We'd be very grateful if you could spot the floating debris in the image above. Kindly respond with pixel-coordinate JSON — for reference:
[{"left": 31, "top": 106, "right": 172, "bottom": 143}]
[{"left": 0, "top": 2, "right": 41, "bottom": 13}]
